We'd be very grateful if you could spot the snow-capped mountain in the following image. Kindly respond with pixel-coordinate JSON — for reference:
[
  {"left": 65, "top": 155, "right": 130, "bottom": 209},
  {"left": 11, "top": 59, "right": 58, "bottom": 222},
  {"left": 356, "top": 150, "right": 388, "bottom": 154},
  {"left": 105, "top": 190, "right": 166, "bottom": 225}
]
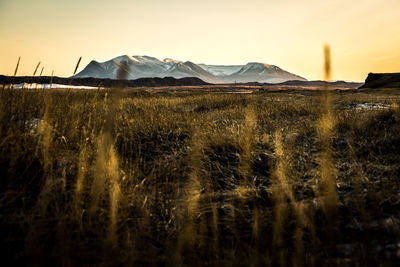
[
  {"left": 75, "top": 55, "right": 306, "bottom": 84},
  {"left": 222, "top": 62, "right": 307, "bottom": 83},
  {"left": 197, "top": 64, "right": 243, "bottom": 77}
]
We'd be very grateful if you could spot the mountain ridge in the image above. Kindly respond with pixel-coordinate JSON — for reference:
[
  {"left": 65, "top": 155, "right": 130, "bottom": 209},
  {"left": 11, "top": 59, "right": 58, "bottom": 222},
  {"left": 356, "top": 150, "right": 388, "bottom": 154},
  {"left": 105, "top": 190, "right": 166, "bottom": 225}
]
[{"left": 0, "top": 75, "right": 362, "bottom": 90}]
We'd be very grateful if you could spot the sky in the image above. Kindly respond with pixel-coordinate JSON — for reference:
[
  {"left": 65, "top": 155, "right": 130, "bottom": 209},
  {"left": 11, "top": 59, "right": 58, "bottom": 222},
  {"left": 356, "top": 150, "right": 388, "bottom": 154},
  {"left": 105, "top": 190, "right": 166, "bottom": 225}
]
[{"left": 0, "top": 0, "right": 399, "bottom": 81}]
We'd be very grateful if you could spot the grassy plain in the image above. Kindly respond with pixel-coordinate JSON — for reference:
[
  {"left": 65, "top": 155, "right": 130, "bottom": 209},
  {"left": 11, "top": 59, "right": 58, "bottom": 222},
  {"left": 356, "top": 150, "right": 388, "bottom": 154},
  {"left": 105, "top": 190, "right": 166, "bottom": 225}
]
[{"left": 0, "top": 86, "right": 400, "bottom": 266}]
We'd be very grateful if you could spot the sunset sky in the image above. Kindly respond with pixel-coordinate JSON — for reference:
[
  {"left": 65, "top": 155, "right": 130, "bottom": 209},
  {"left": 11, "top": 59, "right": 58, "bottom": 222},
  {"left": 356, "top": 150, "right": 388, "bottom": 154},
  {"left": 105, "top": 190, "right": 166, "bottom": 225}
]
[{"left": 1, "top": 0, "right": 399, "bottom": 81}]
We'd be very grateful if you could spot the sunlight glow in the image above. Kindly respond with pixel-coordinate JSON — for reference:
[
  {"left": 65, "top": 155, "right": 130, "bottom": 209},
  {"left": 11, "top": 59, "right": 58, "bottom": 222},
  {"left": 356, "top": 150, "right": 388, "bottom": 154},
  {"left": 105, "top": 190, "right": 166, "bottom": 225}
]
[{"left": 1, "top": 0, "right": 399, "bottom": 81}]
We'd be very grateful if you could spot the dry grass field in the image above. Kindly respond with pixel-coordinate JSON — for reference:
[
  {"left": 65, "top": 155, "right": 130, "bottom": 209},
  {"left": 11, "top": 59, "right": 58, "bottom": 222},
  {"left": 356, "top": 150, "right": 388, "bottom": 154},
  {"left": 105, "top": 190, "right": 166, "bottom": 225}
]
[{"left": 1, "top": 85, "right": 400, "bottom": 266}]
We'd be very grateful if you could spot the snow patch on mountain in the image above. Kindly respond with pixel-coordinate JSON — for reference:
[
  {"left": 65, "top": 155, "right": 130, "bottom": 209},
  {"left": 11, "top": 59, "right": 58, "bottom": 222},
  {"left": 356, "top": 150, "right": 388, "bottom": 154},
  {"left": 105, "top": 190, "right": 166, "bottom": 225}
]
[
  {"left": 163, "top": 58, "right": 182, "bottom": 64},
  {"left": 112, "top": 55, "right": 141, "bottom": 64},
  {"left": 198, "top": 64, "right": 243, "bottom": 76}
]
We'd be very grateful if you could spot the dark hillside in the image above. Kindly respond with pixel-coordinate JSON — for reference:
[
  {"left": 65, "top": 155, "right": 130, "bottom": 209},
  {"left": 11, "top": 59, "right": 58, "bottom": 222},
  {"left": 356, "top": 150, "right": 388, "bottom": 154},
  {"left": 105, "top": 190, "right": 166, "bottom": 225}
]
[
  {"left": 0, "top": 75, "right": 209, "bottom": 88},
  {"left": 359, "top": 73, "right": 400, "bottom": 89}
]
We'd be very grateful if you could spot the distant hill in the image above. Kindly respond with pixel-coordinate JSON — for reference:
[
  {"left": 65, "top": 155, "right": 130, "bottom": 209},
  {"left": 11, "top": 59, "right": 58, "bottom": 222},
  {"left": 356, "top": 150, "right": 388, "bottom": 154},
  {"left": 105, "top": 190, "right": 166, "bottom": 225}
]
[
  {"left": 1, "top": 75, "right": 362, "bottom": 90},
  {"left": 359, "top": 73, "right": 400, "bottom": 89},
  {"left": 279, "top": 80, "right": 363, "bottom": 87},
  {"left": 0, "top": 75, "right": 209, "bottom": 88},
  {"left": 75, "top": 55, "right": 307, "bottom": 84}
]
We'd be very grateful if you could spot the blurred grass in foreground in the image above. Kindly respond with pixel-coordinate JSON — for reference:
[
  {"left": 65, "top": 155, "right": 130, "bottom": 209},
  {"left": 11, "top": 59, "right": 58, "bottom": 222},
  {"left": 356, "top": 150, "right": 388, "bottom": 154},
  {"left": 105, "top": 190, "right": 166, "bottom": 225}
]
[{"left": 0, "top": 87, "right": 400, "bottom": 266}]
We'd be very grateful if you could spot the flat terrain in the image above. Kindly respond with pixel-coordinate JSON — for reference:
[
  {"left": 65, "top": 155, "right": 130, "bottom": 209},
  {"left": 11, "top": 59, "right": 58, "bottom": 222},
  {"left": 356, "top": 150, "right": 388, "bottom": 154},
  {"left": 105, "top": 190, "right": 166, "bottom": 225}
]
[
  {"left": 0, "top": 74, "right": 363, "bottom": 91},
  {"left": 0, "top": 87, "right": 399, "bottom": 266}
]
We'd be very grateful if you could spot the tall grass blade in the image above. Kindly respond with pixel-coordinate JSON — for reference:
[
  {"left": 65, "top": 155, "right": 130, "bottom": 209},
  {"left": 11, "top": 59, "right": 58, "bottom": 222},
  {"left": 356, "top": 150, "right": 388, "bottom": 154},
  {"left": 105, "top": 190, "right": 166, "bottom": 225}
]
[
  {"left": 73, "top": 56, "right": 82, "bottom": 76},
  {"left": 33, "top": 61, "right": 41, "bottom": 76},
  {"left": 14, "top": 56, "right": 21, "bottom": 76}
]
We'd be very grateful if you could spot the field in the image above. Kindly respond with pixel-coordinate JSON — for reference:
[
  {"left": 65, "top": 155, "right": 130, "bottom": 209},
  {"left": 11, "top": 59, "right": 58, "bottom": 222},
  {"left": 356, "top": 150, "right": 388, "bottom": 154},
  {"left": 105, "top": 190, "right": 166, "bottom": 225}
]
[{"left": 1, "top": 86, "right": 400, "bottom": 266}]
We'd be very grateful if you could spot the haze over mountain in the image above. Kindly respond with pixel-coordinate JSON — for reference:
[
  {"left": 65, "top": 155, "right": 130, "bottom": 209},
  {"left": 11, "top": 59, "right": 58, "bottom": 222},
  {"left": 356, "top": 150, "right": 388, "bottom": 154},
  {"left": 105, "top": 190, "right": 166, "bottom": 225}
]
[{"left": 75, "top": 55, "right": 307, "bottom": 84}]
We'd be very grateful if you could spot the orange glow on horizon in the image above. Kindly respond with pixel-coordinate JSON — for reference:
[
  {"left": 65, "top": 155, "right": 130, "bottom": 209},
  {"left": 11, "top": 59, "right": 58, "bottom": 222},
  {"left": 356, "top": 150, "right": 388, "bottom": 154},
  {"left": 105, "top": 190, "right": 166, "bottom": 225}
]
[{"left": 1, "top": 0, "right": 399, "bottom": 81}]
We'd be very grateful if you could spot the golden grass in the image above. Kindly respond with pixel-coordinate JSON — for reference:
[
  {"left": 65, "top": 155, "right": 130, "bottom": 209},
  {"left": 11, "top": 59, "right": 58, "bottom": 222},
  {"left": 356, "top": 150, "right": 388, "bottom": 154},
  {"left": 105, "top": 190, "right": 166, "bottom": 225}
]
[
  {"left": 14, "top": 56, "right": 21, "bottom": 76},
  {"left": 33, "top": 61, "right": 41, "bottom": 76},
  {"left": 1, "top": 81, "right": 400, "bottom": 265},
  {"left": 318, "top": 45, "right": 338, "bottom": 232},
  {"left": 73, "top": 57, "right": 82, "bottom": 76}
]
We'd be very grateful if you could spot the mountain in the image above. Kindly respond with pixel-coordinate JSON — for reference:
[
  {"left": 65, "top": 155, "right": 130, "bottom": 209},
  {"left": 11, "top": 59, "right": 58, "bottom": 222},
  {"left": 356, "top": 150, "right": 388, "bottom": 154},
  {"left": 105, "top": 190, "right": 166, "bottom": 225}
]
[
  {"left": 75, "top": 55, "right": 306, "bottom": 84},
  {"left": 221, "top": 63, "right": 307, "bottom": 83},
  {"left": 161, "top": 61, "right": 224, "bottom": 83}
]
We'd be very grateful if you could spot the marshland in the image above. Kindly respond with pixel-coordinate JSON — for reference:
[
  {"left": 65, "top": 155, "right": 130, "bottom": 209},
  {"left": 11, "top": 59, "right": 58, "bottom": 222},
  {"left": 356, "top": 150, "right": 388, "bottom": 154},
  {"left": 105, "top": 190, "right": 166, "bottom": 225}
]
[{"left": 1, "top": 84, "right": 400, "bottom": 266}]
